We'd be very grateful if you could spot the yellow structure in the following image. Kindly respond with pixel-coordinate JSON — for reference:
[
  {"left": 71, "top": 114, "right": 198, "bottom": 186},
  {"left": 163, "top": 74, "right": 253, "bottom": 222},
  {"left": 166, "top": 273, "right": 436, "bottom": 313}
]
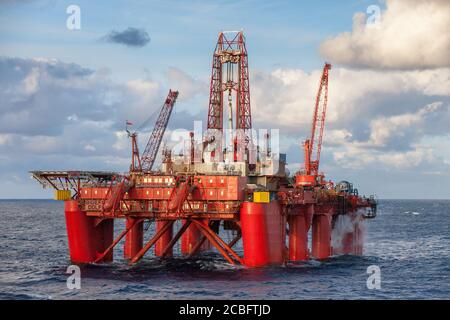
[
  {"left": 54, "top": 189, "right": 71, "bottom": 201},
  {"left": 253, "top": 191, "right": 270, "bottom": 203}
]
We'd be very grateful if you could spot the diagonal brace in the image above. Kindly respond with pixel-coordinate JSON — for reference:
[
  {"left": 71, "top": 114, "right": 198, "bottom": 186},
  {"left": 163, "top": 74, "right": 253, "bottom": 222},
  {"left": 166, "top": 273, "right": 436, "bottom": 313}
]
[{"left": 129, "top": 220, "right": 174, "bottom": 264}]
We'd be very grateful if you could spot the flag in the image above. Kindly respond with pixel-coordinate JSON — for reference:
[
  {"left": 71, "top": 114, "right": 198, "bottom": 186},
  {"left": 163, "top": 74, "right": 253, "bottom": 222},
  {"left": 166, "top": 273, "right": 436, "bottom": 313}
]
[{"left": 126, "top": 120, "right": 133, "bottom": 126}]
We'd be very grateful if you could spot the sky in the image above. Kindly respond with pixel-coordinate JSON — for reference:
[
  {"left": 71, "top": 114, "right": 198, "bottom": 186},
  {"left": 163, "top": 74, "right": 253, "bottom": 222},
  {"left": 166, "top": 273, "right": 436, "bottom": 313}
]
[{"left": 0, "top": 0, "right": 449, "bottom": 199}]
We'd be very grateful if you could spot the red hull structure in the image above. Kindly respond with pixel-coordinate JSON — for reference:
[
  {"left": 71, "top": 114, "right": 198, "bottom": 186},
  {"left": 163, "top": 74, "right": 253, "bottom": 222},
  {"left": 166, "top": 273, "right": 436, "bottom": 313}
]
[{"left": 41, "top": 172, "right": 376, "bottom": 267}]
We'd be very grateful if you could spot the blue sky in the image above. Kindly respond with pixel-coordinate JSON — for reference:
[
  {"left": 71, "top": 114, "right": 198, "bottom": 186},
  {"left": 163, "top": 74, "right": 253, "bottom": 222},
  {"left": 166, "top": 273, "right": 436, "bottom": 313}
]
[
  {"left": 0, "top": 0, "right": 378, "bottom": 78},
  {"left": 1, "top": 0, "right": 450, "bottom": 199}
]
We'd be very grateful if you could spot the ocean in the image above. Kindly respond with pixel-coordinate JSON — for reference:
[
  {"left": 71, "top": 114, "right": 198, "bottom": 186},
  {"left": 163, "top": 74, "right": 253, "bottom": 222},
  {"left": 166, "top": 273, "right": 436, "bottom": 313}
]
[{"left": 0, "top": 199, "right": 449, "bottom": 299}]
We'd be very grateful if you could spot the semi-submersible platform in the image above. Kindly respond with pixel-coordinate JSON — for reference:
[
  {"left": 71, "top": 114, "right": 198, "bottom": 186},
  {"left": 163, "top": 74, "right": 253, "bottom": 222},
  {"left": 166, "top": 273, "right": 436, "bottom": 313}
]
[{"left": 31, "top": 31, "right": 377, "bottom": 267}]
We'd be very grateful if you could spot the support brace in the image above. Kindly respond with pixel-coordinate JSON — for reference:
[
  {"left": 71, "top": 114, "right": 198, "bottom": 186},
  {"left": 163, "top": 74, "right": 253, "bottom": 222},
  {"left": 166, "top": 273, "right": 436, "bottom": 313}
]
[{"left": 129, "top": 220, "right": 175, "bottom": 264}]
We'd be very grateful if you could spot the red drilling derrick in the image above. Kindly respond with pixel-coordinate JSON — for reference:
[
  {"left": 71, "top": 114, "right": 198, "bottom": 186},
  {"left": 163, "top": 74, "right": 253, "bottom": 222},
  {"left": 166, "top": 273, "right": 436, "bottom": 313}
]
[
  {"left": 297, "top": 63, "right": 331, "bottom": 187},
  {"left": 141, "top": 90, "right": 179, "bottom": 172},
  {"left": 206, "top": 31, "right": 252, "bottom": 160}
]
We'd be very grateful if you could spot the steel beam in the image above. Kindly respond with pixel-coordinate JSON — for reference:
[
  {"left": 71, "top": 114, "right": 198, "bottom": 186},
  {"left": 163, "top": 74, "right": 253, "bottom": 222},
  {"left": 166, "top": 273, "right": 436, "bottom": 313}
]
[
  {"left": 160, "top": 220, "right": 192, "bottom": 258},
  {"left": 95, "top": 218, "right": 142, "bottom": 263},
  {"left": 129, "top": 220, "right": 175, "bottom": 264}
]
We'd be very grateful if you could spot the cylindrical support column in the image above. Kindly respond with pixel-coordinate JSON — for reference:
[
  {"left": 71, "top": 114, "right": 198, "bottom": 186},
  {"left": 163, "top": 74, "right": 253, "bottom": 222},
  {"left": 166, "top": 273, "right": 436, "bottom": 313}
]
[
  {"left": 341, "top": 231, "right": 354, "bottom": 255},
  {"left": 331, "top": 214, "right": 354, "bottom": 255},
  {"left": 124, "top": 217, "right": 144, "bottom": 259},
  {"left": 312, "top": 214, "right": 331, "bottom": 259},
  {"left": 266, "top": 202, "right": 284, "bottom": 264},
  {"left": 241, "top": 202, "right": 269, "bottom": 267},
  {"left": 331, "top": 213, "right": 365, "bottom": 256},
  {"left": 64, "top": 200, "right": 114, "bottom": 263},
  {"left": 155, "top": 220, "right": 173, "bottom": 257},
  {"left": 181, "top": 222, "right": 202, "bottom": 255},
  {"left": 97, "top": 219, "right": 114, "bottom": 262},
  {"left": 200, "top": 219, "right": 212, "bottom": 251},
  {"left": 288, "top": 211, "right": 308, "bottom": 261},
  {"left": 305, "top": 204, "right": 314, "bottom": 232},
  {"left": 240, "top": 202, "right": 284, "bottom": 267}
]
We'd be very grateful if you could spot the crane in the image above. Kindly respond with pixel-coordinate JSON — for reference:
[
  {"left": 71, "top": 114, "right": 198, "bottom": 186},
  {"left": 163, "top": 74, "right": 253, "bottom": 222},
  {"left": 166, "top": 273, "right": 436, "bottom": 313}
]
[
  {"left": 140, "top": 89, "right": 179, "bottom": 172},
  {"left": 103, "top": 90, "right": 178, "bottom": 213},
  {"left": 296, "top": 63, "right": 331, "bottom": 187}
]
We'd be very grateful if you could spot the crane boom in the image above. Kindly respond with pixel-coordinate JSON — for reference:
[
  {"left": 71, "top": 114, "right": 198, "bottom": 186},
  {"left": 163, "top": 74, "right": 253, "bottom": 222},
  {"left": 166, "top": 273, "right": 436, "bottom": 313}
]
[
  {"left": 307, "top": 63, "right": 331, "bottom": 176},
  {"left": 141, "top": 90, "right": 179, "bottom": 172}
]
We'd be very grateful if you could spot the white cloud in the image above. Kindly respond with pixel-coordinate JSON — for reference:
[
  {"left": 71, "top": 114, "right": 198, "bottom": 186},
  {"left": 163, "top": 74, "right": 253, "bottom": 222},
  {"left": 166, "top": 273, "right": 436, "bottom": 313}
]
[
  {"left": 0, "top": 134, "right": 13, "bottom": 146},
  {"left": 21, "top": 135, "right": 62, "bottom": 154},
  {"left": 333, "top": 144, "right": 435, "bottom": 170},
  {"left": 1, "top": 55, "right": 450, "bottom": 197},
  {"left": 320, "top": 0, "right": 450, "bottom": 69},
  {"left": 0, "top": 57, "right": 167, "bottom": 136},
  {"left": 251, "top": 67, "right": 450, "bottom": 135},
  {"left": 166, "top": 67, "right": 207, "bottom": 100},
  {"left": 250, "top": 65, "right": 450, "bottom": 171},
  {"left": 112, "top": 131, "right": 128, "bottom": 151},
  {"left": 126, "top": 79, "right": 159, "bottom": 97},
  {"left": 323, "top": 129, "right": 353, "bottom": 146},
  {"left": 22, "top": 67, "right": 39, "bottom": 94},
  {"left": 367, "top": 102, "right": 448, "bottom": 148},
  {"left": 84, "top": 144, "right": 96, "bottom": 152}
]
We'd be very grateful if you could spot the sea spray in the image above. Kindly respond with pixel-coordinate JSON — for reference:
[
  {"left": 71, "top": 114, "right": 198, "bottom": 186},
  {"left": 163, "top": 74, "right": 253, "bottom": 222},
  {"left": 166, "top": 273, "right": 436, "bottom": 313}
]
[{"left": 331, "top": 210, "right": 366, "bottom": 255}]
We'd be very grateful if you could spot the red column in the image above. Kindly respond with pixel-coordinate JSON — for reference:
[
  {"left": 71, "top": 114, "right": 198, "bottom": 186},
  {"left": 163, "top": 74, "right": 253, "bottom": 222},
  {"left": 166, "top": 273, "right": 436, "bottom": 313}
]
[
  {"left": 200, "top": 219, "right": 212, "bottom": 251},
  {"left": 124, "top": 217, "right": 144, "bottom": 259},
  {"left": 241, "top": 202, "right": 269, "bottom": 267},
  {"left": 288, "top": 208, "right": 308, "bottom": 261},
  {"left": 240, "top": 202, "right": 284, "bottom": 267},
  {"left": 266, "top": 202, "right": 284, "bottom": 265},
  {"left": 312, "top": 214, "right": 331, "bottom": 259},
  {"left": 305, "top": 204, "right": 314, "bottom": 232},
  {"left": 97, "top": 219, "right": 114, "bottom": 262},
  {"left": 331, "top": 214, "right": 353, "bottom": 255},
  {"left": 181, "top": 222, "right": 202, "bottom": 255},
  {"left": 64, "top": 200, "right": 114, "bottom": 263},
  {"left": 331, "top": 213, "right": 365, "bottom": 256},
  {"left": 341, "top": 231, "right": 354, "bottom": 255},
  {"left": 155, "top": 220, "right": 173, "bottom": 257}
]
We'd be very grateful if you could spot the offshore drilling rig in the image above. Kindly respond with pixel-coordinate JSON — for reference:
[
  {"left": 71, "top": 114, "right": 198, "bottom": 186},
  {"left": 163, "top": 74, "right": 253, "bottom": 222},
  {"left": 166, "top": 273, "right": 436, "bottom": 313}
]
[{"left": 31, "top": 31, "right": 376, "bottom": 267}]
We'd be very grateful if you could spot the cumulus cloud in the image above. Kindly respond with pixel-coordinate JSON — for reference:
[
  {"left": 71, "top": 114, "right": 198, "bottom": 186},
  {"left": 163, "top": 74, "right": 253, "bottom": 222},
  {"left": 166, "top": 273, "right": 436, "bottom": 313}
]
[
  {"left": 250, "top": 65, "right": 450, "bottom": 171},
  {"left": 367, "top": 102, "right": 449, "bottom": 149},
  {"left": 0, "top": 57, "right": 171, "bottom": 139},
  {"left": 251, "top": 67, "right": 450, "bottom": 136},
  {"left": 333, "top": 144, "right": 435, "bottom": 170},
  {"left": 112, "top": 131, "right": 128, "bottom": 151},
  {"left": 166, "top": 67, "right": 207, "bottom": 100},
  {"left": 103, "top": 28, "right": 151, "bottom": 47},
  {"left": 0, "top": 56, "right": 169, "bottom": 165},
  {"left": 2, "top": 55, "right": 450, "bottom": 197},
  {"left": 320, "top": 0, "right": 450, "bottom": 69},
  {"left": 0, "top": 57, "right": 105, "bottom": 136},
  {"left": 0, "top": 56, "right": 209, "bottom": 193},
  {"left": 325, "top": 100, "right": 450, "bottom": 174}
]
